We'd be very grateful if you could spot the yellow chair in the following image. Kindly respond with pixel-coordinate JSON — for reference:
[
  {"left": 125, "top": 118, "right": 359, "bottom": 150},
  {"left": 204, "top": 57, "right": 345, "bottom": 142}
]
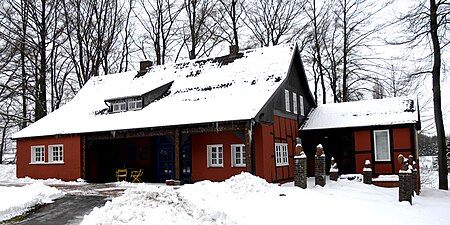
[
  {"left": 116, "top": 169, "right": 127, "bottom": 182},
  {"left": 131, "top": 169, "right": 144, "bottom": 183}
]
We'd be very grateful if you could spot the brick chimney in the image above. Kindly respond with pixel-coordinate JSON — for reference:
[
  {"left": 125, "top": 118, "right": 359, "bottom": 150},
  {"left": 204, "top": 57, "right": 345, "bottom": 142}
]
[
  {"left": 136, "top": 60, "right": 153, "bottom": 77},
  {"left": 229, "top": 45, "right": 239, "bottom": 55},
  {"left": 140, "top": 60, "right": 153, "bottom": 71}
]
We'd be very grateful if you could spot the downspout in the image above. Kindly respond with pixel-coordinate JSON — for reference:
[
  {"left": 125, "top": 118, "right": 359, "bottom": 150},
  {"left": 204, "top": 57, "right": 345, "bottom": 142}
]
[{"left": 250, "top": 118, "right": 257, "bottom": 175}]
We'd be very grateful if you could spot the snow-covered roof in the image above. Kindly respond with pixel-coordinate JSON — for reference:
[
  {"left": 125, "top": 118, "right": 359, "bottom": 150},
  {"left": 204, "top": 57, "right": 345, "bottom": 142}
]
[
  {"left": 300, "top": 96, "right": 419, "bottom": 130},
  {"left": 13, "top": 44, "right": 297, "bottom": 139}
]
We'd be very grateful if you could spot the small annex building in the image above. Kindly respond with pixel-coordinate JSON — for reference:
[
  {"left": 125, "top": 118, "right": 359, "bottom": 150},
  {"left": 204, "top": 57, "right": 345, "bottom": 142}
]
[
  {"left": 299, "top": 97, "right": 421, "bottom": 177},
  {"left": 12, "top": 44, "right": 317, "bottom": 183}
]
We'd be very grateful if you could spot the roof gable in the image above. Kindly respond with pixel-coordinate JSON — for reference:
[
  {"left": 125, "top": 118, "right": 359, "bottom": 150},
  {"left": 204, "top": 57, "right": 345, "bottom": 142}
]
[
  {"left": 13, "top": 44, "right": 299, "bottom": 139},
  {"left": 300, "top": 96, "right": 420, "bottom": 131}
]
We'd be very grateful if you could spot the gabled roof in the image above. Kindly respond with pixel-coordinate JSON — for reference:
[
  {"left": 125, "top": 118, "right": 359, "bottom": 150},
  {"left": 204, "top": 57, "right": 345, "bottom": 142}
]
[
  {"left": 300, "top": 96, "right": 420, "bottom": 131},
  {"left": 13, "top": 44, "right": 300, "bottom": 139}
]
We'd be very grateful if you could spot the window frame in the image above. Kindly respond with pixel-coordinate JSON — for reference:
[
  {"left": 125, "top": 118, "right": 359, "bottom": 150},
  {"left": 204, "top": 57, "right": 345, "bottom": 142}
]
[
  {"left": 48, "top": 144, "right": 64, "bottom": 164},
  {"left": 207, "top": 144, "right": 224, "bottom": 168},
  {"left": 30, "top": 145, "right": 45, "bottom": 164},
  {"left": 285, "top": 89, "right": 290, "bottom": 112},
  {"left": 292, "top": 92, "right": 298, "bottom": 114},
  {"left": 128, "top": 97, "right": 143, "bottom": 111},
  {"left": 231, "top": 144, "right": 246, "bottom": 167},
  {"left": 299, "top": 95, "right": 305, "bottom": 116},
  {"left": 112, "top": 100, "right": 127, "bottom": 112},
  {"left": 374, "top": 130, "right": 391, "bottom": 161},
  {"left": 275, "top": 143, "right": 289, "bottom": 167}
]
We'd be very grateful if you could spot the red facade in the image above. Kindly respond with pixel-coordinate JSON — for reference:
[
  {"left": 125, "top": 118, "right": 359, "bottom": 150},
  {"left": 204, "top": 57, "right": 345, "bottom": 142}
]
[{"left": 16, "top": 135, "right": 82, "bottom": 181}]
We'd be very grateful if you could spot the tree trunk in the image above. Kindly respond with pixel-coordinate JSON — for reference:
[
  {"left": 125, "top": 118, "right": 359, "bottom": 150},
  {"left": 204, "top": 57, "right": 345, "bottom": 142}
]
[
  {"left": 429, "top": 0, "right": 448, "bottom": 190},
  {"left": 36, "top": 0, "right": 47, "bottom": 121}
]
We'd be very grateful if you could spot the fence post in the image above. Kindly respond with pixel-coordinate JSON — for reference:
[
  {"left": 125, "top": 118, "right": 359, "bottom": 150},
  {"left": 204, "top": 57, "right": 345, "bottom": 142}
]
[
  {"left": 398, "top": 154, "right": 412, "bottom": 205},
  {"left": 329, "top": 157, "right": 339, "bottom": 181},
  {"left": 294, "top": 144, "right": 307, "bottom": 189},
  {"left": 315, "top": 144, "right": 326, "bottom": 187},
  {"left": 363, "top": 160, "right": 372, "bottom": 184}
]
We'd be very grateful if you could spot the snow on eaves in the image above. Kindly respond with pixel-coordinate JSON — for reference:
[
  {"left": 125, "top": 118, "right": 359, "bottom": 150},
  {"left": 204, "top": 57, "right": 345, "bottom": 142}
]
[
  {"left": 12, "top": 44, "right": 296, "bottom": 139},
  {"left": 300, "top": 96, "right": 419, "bottom": 131}
]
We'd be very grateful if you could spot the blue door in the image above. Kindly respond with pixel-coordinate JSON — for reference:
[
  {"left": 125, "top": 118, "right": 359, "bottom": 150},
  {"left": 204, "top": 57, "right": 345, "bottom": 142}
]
[
  {"left": 181, "top": 138, "right": 192, "bottom": 182},
  {"left": 157, "top": 136, "right": 174, "bottom": 182}
]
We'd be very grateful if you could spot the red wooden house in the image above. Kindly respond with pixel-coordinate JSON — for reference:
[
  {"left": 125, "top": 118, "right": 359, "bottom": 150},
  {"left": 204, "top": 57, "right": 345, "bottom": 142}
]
[
  {"left": 12, "top": 44, "right": 316, "bottom": 183},
  {"left": 299, "top": 97, "right": 421, "bottom": 177}
]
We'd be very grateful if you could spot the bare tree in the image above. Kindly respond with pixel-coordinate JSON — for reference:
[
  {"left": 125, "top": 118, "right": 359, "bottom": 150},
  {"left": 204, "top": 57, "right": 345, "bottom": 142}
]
[
  {"left": 397, "top": 0, "right": 449, "bottom": 190},
  {"left": 62, "top": 0, "right": 125, "bottom": 87},
  {"left": 244, "top": 0, "right": 305, "bottom": 47},
  {"left": 303, "top": 0, "right": 334, "bottom": 104},
  {"left": 214, "top": 0, "right": 244, "bottom": 48},
  {"left": 134, "top": 0, "right": 183, "bottom": 65},
  {"left": 182, "top": 0, "right": 223, "bottom": 60}
]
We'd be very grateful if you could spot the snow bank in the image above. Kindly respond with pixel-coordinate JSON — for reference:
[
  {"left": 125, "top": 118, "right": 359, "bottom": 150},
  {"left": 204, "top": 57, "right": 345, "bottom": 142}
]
[
  {"left": 0, "top": 183, "right": 64, "bottom": 221},
  {"left": 81, "top": 184, "right": 235, "bottom": 225},
  {"left": 0, "top": 164, "right": 16, "bottom": 181}
]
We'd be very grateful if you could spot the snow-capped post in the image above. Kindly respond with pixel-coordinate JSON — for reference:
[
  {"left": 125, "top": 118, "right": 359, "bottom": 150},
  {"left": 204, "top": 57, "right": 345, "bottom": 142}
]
[
  {"left": 408, "top": 155, "right": 418, "bottom": 196},
  {"left": 398, "top": 154, "right": 412, "bottom": 205},
  {"left": 329, "top": 157, "right": 339, "bottom": 181},
  {"left": 315, "top": 144, "right": 326, "bottom": 187},
  {"left": 363, "top": 160, "right": 372, "bottom": 184},
  {"left": 294, "top": 144, "right": 307, "bottom": 189}
]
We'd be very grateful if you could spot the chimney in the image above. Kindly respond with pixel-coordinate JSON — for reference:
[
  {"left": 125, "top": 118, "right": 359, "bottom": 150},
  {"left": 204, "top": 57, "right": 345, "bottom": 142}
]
[
  {"left": 229, "top": 45, "right": 239, "bottom": 55},
  {"left": 140, "top": 60, "right": 153, "bottom": 71}
]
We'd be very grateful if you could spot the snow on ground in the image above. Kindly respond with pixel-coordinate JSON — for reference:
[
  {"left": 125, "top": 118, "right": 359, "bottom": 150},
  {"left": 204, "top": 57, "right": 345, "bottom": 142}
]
[
  {"left": 0, "top": 165, "right": 65, "bottom": 221},
  {"left": 0, "top": 182, "right": 64, "bottom": 221},
  {"left": 2, "top": 162, "right": 450, "bottom": 225},
  {"left": 82, "top": 172, "right": 450, "bottom": 225}
]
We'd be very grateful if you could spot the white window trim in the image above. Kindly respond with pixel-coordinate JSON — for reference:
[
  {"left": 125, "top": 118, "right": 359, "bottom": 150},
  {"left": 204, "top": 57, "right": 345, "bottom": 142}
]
[
  {"left": 374, "top": 130, "right": 391, "bottom": 161},
  {"left": 275, "top": 143, "right": 289, "bottom": 167},
  {"left": 207, "top": 144, "right": 223, "bottom": 168},
  {"left": 299, "top": 95, "right": 305, "bottom": 116},
  {"left": 112, "top": 101, "right": 126, "bottom": 112},
  {"left": 231, "top": 144, "right": 246, "bottom": 167},
  {"left": 285, "top": 89, "right": 290, "bottom": 112},
  {"left": 30, "top": 145, "right": 45, "bottom": 164},
  {"left": 48, "top": 144, "right": 64, "bottom": 164},
  {"left": 128, "top": 97, "right": 143, "bottom": 111},
  {"left": 292, "top": 92, "right": 298, "bottom": 114}
]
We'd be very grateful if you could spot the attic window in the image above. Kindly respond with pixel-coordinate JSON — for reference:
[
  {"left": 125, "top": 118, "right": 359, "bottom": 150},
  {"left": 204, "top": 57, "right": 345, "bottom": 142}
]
[
  {"left": 112, "top": 100, "right": 126, "bottom": 112},
  {"left": 128, "top": 97, "right": 143, "bottom": 111}
]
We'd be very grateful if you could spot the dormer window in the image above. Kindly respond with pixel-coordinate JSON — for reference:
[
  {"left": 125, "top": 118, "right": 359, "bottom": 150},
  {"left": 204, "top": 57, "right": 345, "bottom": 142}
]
[
  {"left": 128, "top": 97, "right": 143, "bottom": 111},
  {"left": 112, "top": 100, "right": 126, "bottom": 112}
]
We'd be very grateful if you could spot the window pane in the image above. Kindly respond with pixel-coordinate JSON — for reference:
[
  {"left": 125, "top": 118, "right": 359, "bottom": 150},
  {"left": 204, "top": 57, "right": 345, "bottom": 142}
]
[
  {"left": 285, "top": 90, "right": 290, "bottom": 112},
  {"left": 375, "top": 131, "right": 390, "bottom": 161},
  {"left": 293, "top": 92, "right": 298, "bottom": 114}
]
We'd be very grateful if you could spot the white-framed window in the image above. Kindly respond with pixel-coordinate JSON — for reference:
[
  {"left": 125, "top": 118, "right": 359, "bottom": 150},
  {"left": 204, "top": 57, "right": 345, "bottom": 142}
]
[
  {"left": 285, "top": 89, "right": 290, "bottom": 112},
  {"left": 299, "top": 95, "right": 305, "bottom": 116},
  {"left": 374, "top": 130, "right": 390, "bottom": 161},
  {"left": 31, "top": 146, "right": 45, "bottom": 164},
  {"left": 275, "top": 143, "right": 289, "bottom": 166},
  {"left": 128, "top": 97, "right": 143, "bottom": 111},
  {"left": 231, "top": 144, "right": 246, "bottom": 167},
  {"left": 112, "top": 100, "right": 126, "bottom": 112},
  {"left": 48, "top": 144, "right": 64, "bottom": 163},
  {"left": 292, "top": 92, "right": 298, "bottom": 114},
  {"left": 207, "top": 144, "right": 223, "bottom": 167}
]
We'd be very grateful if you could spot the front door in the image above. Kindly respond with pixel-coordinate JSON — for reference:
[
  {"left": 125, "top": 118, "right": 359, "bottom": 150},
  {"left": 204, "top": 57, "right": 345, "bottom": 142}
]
[{"left": 157, "top": 136, "right": 174, "bottom": 182}]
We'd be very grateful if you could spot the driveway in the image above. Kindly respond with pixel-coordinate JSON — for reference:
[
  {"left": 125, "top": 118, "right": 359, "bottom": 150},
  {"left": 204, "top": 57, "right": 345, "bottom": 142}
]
[{"left": 3, "top": 183, "right": 131, "bottom": 225}]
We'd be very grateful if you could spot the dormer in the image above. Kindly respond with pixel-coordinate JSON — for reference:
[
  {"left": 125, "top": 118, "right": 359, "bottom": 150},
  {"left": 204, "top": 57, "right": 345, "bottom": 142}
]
[{"left": 105, "top": 81, "right": 174, "bottom": 114}]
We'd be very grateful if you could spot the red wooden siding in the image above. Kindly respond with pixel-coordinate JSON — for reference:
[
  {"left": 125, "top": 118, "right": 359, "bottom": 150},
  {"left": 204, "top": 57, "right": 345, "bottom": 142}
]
[
  {"left": 353, "top": 127, "right": 416, "bottom": 175},
  {"left": 272, "top": 116, "right": 298, "bottom": 182},
  {"left": 191, "top": 132, "right": 246, "bottom": 182},
  {"left": 254, "top": 123, "right": 275, "bottom": 182},
  {"left": 354, "top": 131, "right": 371, "bottom": 151},
  {"left": 393, "top": 128, "right": 411, "bottom": 150},
  {"left": 16, "top": 135, "right": 82, "bottom": 181},
  {"left": 354, "top": 131, "right": 372, "bottom": 173}
]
